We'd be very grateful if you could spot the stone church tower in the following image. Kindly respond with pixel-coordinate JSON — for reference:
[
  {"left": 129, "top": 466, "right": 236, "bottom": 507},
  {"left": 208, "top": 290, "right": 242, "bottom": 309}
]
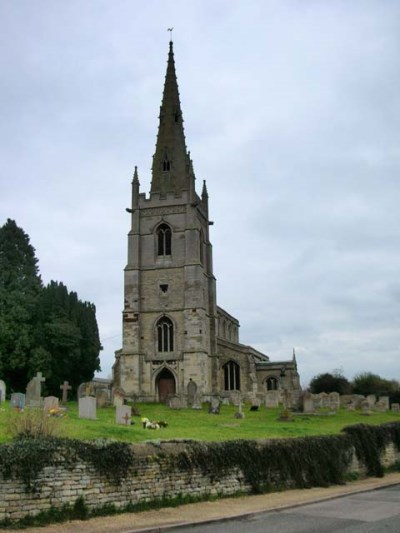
[{"left": 113, "top": 41, "right": 301, "bottom": 405}]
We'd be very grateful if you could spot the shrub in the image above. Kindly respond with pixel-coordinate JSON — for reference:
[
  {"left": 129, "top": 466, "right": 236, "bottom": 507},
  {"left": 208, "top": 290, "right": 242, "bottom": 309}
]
[{"left": 6, "top": 408, "right": 62, "bottom": 439}]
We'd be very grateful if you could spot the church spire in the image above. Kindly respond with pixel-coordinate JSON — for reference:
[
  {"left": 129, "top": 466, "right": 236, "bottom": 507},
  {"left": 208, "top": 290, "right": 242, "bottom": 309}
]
[{"left": 151, "top": 41, "right": 193, "bottom": 196}]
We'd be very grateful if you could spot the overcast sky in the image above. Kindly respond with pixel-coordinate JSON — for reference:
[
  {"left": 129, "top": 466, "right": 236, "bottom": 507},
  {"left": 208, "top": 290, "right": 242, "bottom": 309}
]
[{"left": 1, "top": 0, "right": 399, "bottom": 387}]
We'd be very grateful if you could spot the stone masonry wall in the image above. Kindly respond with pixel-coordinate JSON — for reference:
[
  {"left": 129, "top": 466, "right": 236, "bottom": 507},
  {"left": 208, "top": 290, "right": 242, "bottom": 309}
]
[{"left": 0, "top": 439, "right": 399, "bottom": 523}]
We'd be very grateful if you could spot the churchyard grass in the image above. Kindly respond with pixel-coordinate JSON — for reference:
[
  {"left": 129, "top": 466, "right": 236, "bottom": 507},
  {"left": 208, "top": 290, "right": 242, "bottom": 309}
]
[{"left": 0, "top": 401, "right": 399, "bottom": 443}]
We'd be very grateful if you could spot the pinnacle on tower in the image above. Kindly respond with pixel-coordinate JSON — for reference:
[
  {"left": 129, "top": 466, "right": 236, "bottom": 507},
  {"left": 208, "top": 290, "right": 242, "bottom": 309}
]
[{"left": 151, "top": 41, "right": 194, "bottom": 196}]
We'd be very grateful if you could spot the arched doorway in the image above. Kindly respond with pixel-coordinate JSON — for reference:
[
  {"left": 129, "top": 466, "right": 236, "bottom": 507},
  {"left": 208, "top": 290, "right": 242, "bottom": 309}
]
[{"left": 156, "top": 368, "right": 176, "bottom": 402}]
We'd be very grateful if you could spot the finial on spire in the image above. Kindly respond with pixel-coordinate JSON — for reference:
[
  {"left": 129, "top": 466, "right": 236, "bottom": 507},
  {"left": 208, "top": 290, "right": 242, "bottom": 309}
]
[
  {"left": 202, "top": 180, "right": 208, "bottom": 199},
  {"left": 167, "top": 27, "right": 173, "bottom": 42},
  {"left": 132, "top": 165, "right": 139, "bottom": 184},
  {"left": 293, "top": 347, "right": 296, "bottom": 361}
]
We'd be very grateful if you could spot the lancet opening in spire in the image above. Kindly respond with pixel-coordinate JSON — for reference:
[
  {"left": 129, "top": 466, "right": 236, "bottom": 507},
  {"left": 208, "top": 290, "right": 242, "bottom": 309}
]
[{"left": 150, "top": 41, "right": 194, "bottom": 196}]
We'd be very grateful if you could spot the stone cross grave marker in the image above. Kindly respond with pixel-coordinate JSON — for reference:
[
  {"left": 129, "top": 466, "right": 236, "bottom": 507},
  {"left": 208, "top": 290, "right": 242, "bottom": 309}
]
[
  {"left": 116, "top": 405, "right": 132, "bottom": 425},
  {"left": 78, "top": 396, "right": 96, "bottom": 420},
  {"left": 26, "top": 372, "right": 46, "bottom": 407},
  {"left": 60, "top": 381, "right": 72, "bottom": 404},
  {"left": 10, "top": 392, "right": 25, "bottom": 410},
  {"left": 0, "top": 380, "right": 6, "bottom": 403}
]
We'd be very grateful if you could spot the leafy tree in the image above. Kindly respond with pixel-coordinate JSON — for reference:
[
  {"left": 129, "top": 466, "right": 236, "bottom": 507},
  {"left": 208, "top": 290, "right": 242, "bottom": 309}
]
[
  {"left": 309, "top": 371, "right": 352, "bottom": 395},
  {"left": 0, "top": 219, "right": 42, "bottom": 390},
  {"left": 352, "top": 372, "right": 399, "bottom": 398}
]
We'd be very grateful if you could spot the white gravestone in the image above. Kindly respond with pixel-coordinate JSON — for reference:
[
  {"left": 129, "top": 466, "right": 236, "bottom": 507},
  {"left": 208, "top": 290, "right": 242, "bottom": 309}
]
[
  {"left": 116, "top": 405, "right": 132, "bottom": 425},
  {"left": 0, "top": 380, "right": 6, "bottom": 403}
]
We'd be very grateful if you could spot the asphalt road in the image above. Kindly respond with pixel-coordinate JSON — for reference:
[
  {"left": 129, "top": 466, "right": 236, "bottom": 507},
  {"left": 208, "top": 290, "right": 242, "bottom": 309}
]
[{"left": 167, "top": 485, "right": 400, "bottom": 533}]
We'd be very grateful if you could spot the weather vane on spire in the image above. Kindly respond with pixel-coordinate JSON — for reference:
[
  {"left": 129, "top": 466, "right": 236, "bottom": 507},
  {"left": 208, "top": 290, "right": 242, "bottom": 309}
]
[{"left": 167, "top": 27, "right": 174, "bottom": 41}]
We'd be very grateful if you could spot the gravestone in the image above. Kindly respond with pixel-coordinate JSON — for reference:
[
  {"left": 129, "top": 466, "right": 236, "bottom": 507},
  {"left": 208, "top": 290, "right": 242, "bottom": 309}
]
[
  {"left": 234, "top": 400, "right": 245, "bottom": 419},
  {"left": 191, "top": 393, "right": 202, "bottom": 410},
  {"left": 0, "top": 380, "right": 6, "bottom": 403},
  {"left": 366, "top": 394, "right": 376, "bottom": 408},
  {"left": 375, "top": 396, "right": 389, "bottom": 412},
  {"left": 208, "top": 397, "right": 221, "bottom": 414},
  {"left": 320, "top": 392, "right": 329, "bottom": 408},
  {"left": 391, "top": 403, "right": 400, "bottom": 412},
  {"left": 328, "top": 392, "right": 340, "bottom": 411},
  {"left": 96, "top": 389, "right": 109, "bottom": 408},
  {"left": 116, "top": 405, "right": 132, "bottom": 425},
  {"left": 60, "top": 381, "right": 72, "bottom": 404},
  {"left": 187, "top": 380, "right": 197, "bottom": 406},
  {"left": 168, "top": 395, "right": 187, "bottom": 409},
  {"left": 78, "top": 381, "right": 94, "bottom": 399},
  {"left": 43, "top": 396, "right": 59, "bottom": 413},
  {"left": 112, "top": 387, "right": 126, "bottom": 407},
  {"left": 303, "top": 392, "right": 315, "bottom": 414},
  {"left": 26, "top": 372, "right": 45, "bottom": 407},
  {"left": 10, "top": 392, "right": 25, "bottom": 409},
  {"left": 78, "top": 396, "right": 96, "bottom": 420},
  {"left": 265, "top": 391, "right": 280, "bottom": 408},
  {"left": 230, "top": 390, "right": 241, "bottom": 407},
  {"left": 361, "top": 399, "right": 371, "bottom": 414}
]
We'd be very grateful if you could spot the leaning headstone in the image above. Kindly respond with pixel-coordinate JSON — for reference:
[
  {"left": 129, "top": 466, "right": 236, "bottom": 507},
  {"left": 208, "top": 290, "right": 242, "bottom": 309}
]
[
  {"left": 116, "top": 405, "right": 132, "bottom": 425},
  {"left": 43, "top": 396, "right": 59, "bottom": 413},
  {"left": 0, "top": 380, "right": 6, "bottom": 403},
  {"left": 10, "top": 392, "right": 25, "bottom": 410},
  {"left": 26, "top": 372, "right": 45, "bottom": 407},
  {"left": 60, "top": 381, "right": 72, "bottom": 405},
  {"left": 391, "top": 403, "right": 400, "bottom": 412},
  {"left": 79, "top": 396, "right": 96, "bottom": 420}
]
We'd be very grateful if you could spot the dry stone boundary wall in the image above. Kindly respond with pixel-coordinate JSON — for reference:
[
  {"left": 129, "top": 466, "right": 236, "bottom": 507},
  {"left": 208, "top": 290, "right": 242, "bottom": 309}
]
[{"left": 0, "top": 435, "right": 399, "bottom": 523}]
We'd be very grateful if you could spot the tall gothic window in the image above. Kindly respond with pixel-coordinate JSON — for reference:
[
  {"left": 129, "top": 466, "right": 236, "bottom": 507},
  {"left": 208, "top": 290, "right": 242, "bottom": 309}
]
[
  {"left": 157, "top": 224, "right": 172, "bottom": 256},
  {"left": 266, "top": 377, "right": 278, "bottom": 391},
  {"left": 157, "top": 316, "right": 174, "bottom": 352},
  {"left": 223, "top": 361, "right": 240, "bottom": 391}
]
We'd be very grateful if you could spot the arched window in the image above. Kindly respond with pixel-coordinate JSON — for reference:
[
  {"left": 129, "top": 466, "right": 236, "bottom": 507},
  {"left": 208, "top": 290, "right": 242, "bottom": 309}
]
[
  {"left": 157, "top": 224, "right": 171, "bottom": 256},
  {"left": 223, "top": 361, "right": 240, "bottom": 391},
  {"left": 266, "top": 377, "right": 278, "bottom": 391},
  {"left": 157, "top": 316, "right": 174, "bottom": 352}
]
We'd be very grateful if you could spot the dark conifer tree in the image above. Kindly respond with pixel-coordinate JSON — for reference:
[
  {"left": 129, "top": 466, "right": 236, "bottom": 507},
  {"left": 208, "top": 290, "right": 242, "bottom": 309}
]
[
  {"left": 0, "top": 219, "right": 43, "bottom": 390},
  {"left": 0, "top": 220, "right": 102, "bottom": 395}
]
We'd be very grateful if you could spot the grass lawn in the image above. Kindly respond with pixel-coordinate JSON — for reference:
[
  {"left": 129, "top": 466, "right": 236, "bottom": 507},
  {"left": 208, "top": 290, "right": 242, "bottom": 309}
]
[{"left": 0, "top": 401, "right": 399, "bottom": 444}]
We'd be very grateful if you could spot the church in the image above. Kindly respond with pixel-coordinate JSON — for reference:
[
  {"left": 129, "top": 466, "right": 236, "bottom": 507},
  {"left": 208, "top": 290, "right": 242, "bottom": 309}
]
[{"left": 113, "top": 41, "right": 301, "bottom": 406}]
